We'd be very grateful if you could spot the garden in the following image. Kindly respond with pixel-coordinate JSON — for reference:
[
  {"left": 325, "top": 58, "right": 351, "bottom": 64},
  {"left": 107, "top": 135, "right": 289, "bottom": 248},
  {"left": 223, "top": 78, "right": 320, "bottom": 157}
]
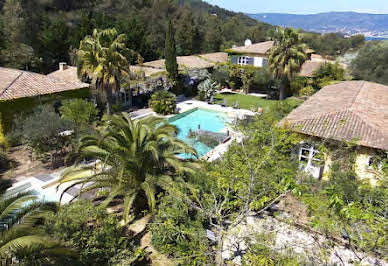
[{"left": 0, "top": 24, "right": 385, "bottom": 266}]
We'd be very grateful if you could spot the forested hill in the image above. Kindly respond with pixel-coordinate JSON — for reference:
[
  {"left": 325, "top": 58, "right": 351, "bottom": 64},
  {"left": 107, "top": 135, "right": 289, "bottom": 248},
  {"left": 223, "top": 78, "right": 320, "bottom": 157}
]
[
  {"left": 249, "top": 12, "right": 388, "bottom": 36},
  {"left": 0, "top": 0, "right": 275, "bottom": 73}
]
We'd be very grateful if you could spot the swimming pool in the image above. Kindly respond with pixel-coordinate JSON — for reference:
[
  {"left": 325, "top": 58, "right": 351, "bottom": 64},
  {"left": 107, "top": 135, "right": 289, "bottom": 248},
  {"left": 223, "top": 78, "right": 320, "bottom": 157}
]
[{"left": 169, "top": 108, "right": 230, "bottom": 158}]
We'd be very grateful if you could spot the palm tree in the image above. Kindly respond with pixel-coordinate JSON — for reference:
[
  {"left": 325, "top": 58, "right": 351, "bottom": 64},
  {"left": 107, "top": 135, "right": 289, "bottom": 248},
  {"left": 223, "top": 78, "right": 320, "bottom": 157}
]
[
  {"left": 58, "top": 113, "right": 198, "bottom": 224},
  {"left": 268, "top": 28, "right": 307, "bottom": 100},
  {"left": 77, "top": 28, "right": 131, "bottom": 115},
  {"left": 0, "top": 191, "right": 77, "bottom": 264}
]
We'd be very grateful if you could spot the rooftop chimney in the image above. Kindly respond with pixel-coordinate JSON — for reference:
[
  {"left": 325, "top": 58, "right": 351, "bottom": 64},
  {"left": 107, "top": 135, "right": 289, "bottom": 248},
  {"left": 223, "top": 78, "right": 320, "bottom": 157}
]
[{"left": 59, "top": 62, "right": 68, "bottom": 71}]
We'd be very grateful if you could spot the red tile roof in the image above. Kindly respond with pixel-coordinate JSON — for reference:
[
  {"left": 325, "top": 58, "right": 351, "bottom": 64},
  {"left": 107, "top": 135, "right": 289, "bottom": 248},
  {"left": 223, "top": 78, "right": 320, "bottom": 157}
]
[
  {"left": 280, "top": 81, "right": 388, "bottom": 151},
  {"left": 0, "top": 67, "right": 89, "bottom": 101},
  {"left": 228, "top": 41, "right": 275, "bottom": 55}
]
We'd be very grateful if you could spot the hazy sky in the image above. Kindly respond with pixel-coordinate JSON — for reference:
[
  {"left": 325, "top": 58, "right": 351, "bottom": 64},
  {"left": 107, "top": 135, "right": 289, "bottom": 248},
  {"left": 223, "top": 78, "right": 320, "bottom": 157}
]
[{"left": 204, "top": 0, "right": 388, "bottom": 14}]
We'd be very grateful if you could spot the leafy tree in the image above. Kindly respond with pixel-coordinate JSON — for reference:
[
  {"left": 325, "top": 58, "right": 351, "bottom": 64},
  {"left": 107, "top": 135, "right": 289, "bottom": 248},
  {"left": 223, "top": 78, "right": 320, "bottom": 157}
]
[
  {"left": 268, "top": 28, "right": 307, "bottom": 100},
  {"left": 314, "top": 62, "right": 345, "bottom": 88},
  {"left": 59, "top": 98, "right": 98, "bottom": 134},
  {"left": 45, "top": 200, "right": 143, "bottom": 265},
  {"left": 77, "top": 28, "right": 131, "bottom": 114},
  {"left": 175, "top": 10, "right": 195, "bottom": 55},
  {"left": 351, "top": 41, "right": 388, "bottom": 85},
  {"left": 302, "top": 32, "right": 365, "bottom": 56},
  {"left": 149, "top": 90, "right": 177, "bottom": 115},
  {"left": 58, "top": 114, "right": 198, "bottom": 224},
  {"left": 156, "top": 106, "right": 301, "bottom": 264},
  {"left": 0, "top": 191, "right": 77, "bottom": 264},
  {"left": 0, "top": 0, "right": 37, "bottom": 70},
  {"left": 212, "top": 64, "right": 231, "bottom": 87},
  {"left": 38, "top": 19, "right": 70, "bottom": 72},
  {"left": 164, "top": 20, "right": 178, "bottom": 80}
]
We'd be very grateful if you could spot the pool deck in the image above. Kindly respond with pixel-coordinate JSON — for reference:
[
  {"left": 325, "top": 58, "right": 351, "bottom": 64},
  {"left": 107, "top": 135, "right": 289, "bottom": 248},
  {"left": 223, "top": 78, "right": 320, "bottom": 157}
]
[
  {"left": 175, "top": 99, "right": 256, "bottom": 120},
  {"left": 174, "top": 100, "right": 255, "bottom": 161}
]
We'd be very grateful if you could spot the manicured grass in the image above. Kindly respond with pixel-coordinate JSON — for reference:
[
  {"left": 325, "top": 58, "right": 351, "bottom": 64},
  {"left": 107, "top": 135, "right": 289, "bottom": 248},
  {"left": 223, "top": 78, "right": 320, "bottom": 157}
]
[{"left": 214, "top": 93, "right": 302, "bottom": 111}]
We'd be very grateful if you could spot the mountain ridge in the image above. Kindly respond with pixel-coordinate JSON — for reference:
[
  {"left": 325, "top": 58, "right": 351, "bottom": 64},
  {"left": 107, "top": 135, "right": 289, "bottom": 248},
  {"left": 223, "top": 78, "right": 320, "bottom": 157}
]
[{"left": 248, "top": 12, "right": 388, "bottom": 36}]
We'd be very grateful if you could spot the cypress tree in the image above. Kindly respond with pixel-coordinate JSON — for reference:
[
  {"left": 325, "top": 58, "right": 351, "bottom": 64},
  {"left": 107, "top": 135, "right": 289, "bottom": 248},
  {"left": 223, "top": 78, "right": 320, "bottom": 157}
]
[{"left": 165, "top": 20, "right": 178, "bottom": 79}]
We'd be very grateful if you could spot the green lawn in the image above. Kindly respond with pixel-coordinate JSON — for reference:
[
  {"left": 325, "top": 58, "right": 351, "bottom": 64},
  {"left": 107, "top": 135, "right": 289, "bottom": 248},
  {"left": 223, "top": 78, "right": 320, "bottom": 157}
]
[{"left": 213, "top": 93, "right": 302, "bottom": 111}]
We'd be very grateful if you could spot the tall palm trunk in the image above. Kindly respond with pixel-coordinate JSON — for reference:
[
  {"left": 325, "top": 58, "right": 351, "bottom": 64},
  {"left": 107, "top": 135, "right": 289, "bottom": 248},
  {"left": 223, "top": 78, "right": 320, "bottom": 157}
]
[
  {"left": 105, "top": 85, "right": 114, "bottom": 115},
  {"left": 279, "top": 83, "right": 286, "bottom": 100}
]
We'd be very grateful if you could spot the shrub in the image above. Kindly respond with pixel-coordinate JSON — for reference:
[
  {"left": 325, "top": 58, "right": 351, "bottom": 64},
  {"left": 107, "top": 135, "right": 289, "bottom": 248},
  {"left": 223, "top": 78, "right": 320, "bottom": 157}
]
[
  {"left": 314, "top": 62, "right": 345, "bottom": 88},
  {"left": 149, "top": 90, "right": 177, "bottom": 115},
  {"left": 299, "top": 86, "right": 315, "bottom": 96},
  {"left": 290, "top": 77, "right": 309, "bottom": 95},
  {"left": 150, "top": 194, "right": 209, "bottom": 265},
  {"left": 45, "top": 200, "right": 141, "bottom": 265},
  {"left": 59, "top": 99, "right": 98, "bottom": 132},
  {"left": 8, "top": 105, "right": 72, "bottom": 156}
]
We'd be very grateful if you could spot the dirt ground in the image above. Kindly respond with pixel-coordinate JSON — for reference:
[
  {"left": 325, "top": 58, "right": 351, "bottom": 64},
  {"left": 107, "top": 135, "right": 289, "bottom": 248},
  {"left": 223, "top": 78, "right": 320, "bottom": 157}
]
[{"left": 3, "top": 145, "right": 65, "bottom": 182}]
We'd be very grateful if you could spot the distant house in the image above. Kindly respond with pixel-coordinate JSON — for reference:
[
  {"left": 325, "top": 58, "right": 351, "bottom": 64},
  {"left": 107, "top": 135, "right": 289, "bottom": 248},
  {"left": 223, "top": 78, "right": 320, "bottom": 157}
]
[
  {"left": 279, "top": 81, "right": 388, "bottom": 182},
  {"left": 227, "top": 40, "right": 275, "bottom": 68},
  {"left": 142, "top": 52, "right": 228, "bottom": 71},
  {"left": 0, "top": 66, "right": 89, "bottom": 142}
]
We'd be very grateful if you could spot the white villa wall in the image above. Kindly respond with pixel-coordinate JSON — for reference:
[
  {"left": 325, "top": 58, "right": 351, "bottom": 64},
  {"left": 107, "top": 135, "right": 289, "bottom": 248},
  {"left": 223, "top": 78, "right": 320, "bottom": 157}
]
[{"left": 253, "top": 57, "right": 264, "bottom": 67}]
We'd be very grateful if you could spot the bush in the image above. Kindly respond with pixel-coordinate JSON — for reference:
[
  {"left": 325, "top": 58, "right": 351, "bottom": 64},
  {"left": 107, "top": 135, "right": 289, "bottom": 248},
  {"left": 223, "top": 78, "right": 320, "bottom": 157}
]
[
  {"left": 299, "top": 86, "right": 315, "bottom": 96},
  {"left": 45, "top": 200, "right": 141, "bottom": 265},
  {"left": 59, "top": 99, "right": 98, "bottom": 132},
  {"left": 8, "top": 105, "right": 72, "bottom": 156},
  {"left": 149, "top": 90, "right": 177, "bottom": 115},
  {"left": 351, "top": 41, "right": 388, "bottom": 85},
  {"left": 150, "top": 194, "right": 209, "bottom": 265},
  {"left": 314, "top": 62, "right": 345, "bottom": 88}
]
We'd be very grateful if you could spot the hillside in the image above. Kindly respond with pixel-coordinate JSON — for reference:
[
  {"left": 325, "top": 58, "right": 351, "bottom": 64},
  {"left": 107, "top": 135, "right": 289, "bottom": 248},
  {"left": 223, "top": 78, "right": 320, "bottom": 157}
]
[
  {"left": 248, "top": 12, "right": 388, "bottom": 36},
  {"left": 0, "top": 0, "right": 275, "bottom": 73}
]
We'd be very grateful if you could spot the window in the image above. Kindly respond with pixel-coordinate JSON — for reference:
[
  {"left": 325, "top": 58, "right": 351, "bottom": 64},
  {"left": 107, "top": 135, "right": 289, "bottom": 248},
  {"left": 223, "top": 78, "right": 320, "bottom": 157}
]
[
  {"left": 262, "top": 58, "right": 268, "bottom": 68},
  {"left": 299, "top": 143, "right": 321, "bottom": 168},
  {"left": 367, "top": 154, "right": 387, "bottom": 170},
  {"left": 238, "top": 56, "right": 249, "bottom": 66}
]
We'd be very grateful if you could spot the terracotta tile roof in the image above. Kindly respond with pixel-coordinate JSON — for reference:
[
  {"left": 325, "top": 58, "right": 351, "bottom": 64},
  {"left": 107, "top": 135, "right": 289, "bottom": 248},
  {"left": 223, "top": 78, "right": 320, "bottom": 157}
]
[
  {"left": 228, "top": 41, "right": 275, "bottom": 55},
  {"left": 129, "top": 66, "right": 166, "bottom": 77},
  {"left": 298, "top": 56, "right": 346, "bottom": 78},
  {"left": 280, "top": 81, "right": 388, "bottom": 151},
  {"left": 0, "top": 67, "right": 89, "bottom": 101},
  {"left": 47, "top": 66, "right": 88, "bottom": 87},
  {"left": 142, "top": 52, "right": 228, "bottom": 71},
  {"left": 198, "top": 52, "right": 228, "bottom": 64},
  {"left": 142, "top": 54, "right": 217, "bottom": 70},
  {"left": 298, "top": 60, "right": 329, "bottom": 78}
]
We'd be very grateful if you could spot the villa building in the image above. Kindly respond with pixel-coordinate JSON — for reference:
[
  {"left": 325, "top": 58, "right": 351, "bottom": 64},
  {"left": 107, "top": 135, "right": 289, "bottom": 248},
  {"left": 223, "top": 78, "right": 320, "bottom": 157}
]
[
  {"left": 279, "top": 80, "right": 388, "bottom": 182},
  {"left": 0, "top": 66, "right": 89, "bottom": 142},
  {"left": 227, "top": 40, "right": 274, "bottom": 68}
]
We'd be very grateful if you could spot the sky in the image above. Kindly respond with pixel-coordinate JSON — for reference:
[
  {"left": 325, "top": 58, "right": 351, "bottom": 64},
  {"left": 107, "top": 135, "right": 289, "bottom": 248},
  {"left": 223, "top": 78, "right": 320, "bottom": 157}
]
[{"left": 204, "top": 0, "right": 388, "bottom": 14}]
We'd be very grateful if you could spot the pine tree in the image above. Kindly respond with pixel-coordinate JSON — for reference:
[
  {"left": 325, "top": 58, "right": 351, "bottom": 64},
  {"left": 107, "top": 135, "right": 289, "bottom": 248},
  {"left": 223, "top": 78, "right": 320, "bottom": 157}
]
[{"left": 165, "top": 20, "right": 178, "bottom": 79}]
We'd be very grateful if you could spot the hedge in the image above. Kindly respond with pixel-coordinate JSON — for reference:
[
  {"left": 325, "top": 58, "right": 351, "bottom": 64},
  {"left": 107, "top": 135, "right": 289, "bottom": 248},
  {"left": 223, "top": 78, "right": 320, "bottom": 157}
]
[{"left": 0, "top": 88, "right": 90, "bottom": 146}]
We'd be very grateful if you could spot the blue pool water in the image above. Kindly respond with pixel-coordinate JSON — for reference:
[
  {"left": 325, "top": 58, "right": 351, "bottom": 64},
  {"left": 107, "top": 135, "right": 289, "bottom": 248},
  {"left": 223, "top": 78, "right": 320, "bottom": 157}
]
[{"left": 169, "top": 108, "right": 230, "bottom": 159}]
